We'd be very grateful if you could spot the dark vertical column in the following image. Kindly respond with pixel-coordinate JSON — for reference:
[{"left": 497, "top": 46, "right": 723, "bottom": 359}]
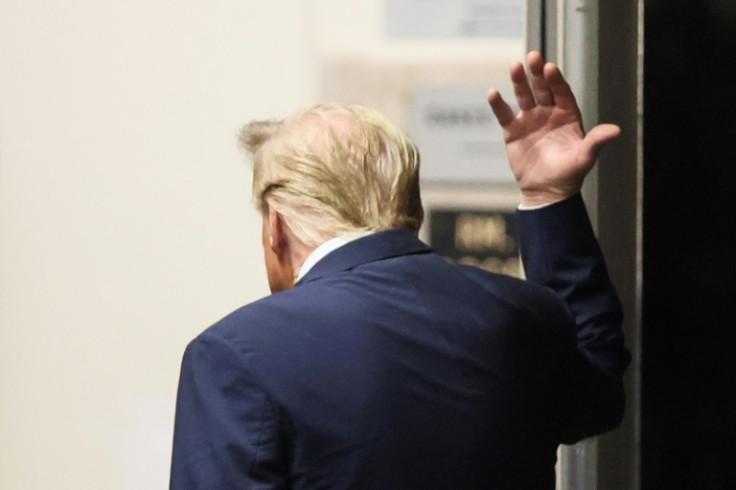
[
  {"left": 642, "top": 0, "right": 736, "bottom": 487},
  {"left": 526, "top": 1, "right": 557, "bottom": 60},
  {"left": 525, "top": 0, "right": 545, "bottom": 54},
  {"left": 596, "top": 1, "right": 642, "bottom": 489}
]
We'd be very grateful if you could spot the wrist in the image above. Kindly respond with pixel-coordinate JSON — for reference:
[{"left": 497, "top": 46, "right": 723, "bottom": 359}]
[
  {"left": 519, "top": 183, "right": 582, "bottom": 208},
  {"left": 520, "top": 193, "right": 571, "bottom": 208}
]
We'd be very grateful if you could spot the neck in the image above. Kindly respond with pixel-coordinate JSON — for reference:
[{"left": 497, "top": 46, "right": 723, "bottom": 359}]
[{"left": 289, "top": 242, "right": 316, "bottom": 285}]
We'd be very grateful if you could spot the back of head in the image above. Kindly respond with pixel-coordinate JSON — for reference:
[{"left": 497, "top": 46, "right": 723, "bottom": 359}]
[{"left": 240, "top": 104, "right": 424, "bottom": 247}]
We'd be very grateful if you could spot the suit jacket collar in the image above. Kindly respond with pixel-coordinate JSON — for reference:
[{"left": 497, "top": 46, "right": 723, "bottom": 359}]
[{"left": 296, "top": 228, "right": 432, "bottom": 286}]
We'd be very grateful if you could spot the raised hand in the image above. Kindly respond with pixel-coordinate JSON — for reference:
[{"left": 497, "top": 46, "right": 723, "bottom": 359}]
[{"left": 487, "top": 51, "right": 620, "bottom": 207}]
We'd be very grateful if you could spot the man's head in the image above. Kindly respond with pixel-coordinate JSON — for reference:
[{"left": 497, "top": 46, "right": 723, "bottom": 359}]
[{"left": 239, "top": 104, "right": 424, "bottom": 249}]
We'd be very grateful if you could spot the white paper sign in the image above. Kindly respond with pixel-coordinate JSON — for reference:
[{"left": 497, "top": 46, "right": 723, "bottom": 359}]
[
  {"left": 386, "top": 0, "right": 523, "bottom": 38},
  {"left": 408, "top": 84, "right": 516, "bottom": 183}
]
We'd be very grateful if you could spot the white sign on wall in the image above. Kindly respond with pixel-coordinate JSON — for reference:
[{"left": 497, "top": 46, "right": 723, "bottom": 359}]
[
  {"left": 386, "top": 0, "right": 523, "bottom": 39},
  {"left": 408, "top": 84, "right": 516, "bottom": 183}
]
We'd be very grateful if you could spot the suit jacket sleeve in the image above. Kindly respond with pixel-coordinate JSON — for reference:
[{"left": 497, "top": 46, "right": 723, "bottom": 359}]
[
  {"left": 170, "top": 329, "right": 287, "bottom": 489},
  {"left": 518, "top": 193, "right": 631, "bottom": 443}
]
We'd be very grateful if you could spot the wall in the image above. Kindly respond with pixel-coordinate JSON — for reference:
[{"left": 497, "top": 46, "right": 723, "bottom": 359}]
[
  {"left": 0, "top": 1, "right": 521, "bottom": 488},
  {"left": 0, "top": 1, "right": 304, "bottom": 488}
]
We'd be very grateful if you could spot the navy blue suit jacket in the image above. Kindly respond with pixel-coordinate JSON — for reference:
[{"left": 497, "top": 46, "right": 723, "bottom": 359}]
[{"left": 171, "top": 194, "right": 630, "bottom": 489}]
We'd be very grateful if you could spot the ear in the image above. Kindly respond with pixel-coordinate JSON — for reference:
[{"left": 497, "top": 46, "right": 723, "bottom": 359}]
[{"left": 267, "top": 206, "right": 288, "bottom": 256}]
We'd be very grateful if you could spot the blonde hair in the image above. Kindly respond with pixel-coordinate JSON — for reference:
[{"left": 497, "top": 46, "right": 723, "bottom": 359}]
[{"left": 239, "top": 104, "right": 423, "bottom": 247}]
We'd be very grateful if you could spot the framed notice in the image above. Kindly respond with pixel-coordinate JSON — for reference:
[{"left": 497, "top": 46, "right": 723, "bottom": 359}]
[{"left": 420, "top": 186, "right": 523, "bottom": 278}]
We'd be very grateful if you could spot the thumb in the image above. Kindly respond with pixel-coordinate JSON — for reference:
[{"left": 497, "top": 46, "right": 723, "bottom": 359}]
[{"left": 582, "top": 123, "right": 621, "bottom": 162}]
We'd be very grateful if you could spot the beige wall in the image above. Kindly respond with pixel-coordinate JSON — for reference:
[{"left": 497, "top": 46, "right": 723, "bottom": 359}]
[
  {"left": 0, "top": 1, "right": 520, "bottom": 488},
  {"left": 0, "top": 1, "right": 306, "bottom": 487}
]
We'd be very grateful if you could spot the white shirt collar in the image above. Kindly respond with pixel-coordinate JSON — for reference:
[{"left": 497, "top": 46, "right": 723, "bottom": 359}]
[{"left": 296, "top": 232, "right": 374, "bottom": 282}]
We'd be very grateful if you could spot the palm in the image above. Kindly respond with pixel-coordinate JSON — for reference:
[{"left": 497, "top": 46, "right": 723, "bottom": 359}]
[
  {"left": 487, "top": 52, "right": 620, "bottom": 206},
  {"left": 505, "top": 108, "right": 588, "bottom": 197}
]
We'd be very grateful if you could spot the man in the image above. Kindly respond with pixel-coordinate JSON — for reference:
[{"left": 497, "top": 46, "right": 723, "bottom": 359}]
[{"left": 170, "top": 52, "right": 630, "bottom": 489}]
